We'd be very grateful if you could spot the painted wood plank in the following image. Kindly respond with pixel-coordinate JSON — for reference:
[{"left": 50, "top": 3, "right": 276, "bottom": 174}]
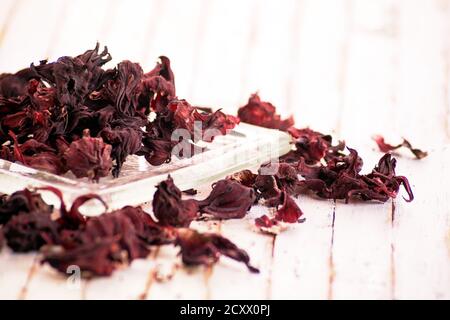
[
  {"left": 84, "top": 251, "right": 159, "bottom": 300},
  {"left": 269, "top": 0, "right": 348, "bottom": 300},
  {"left": 331, "top": 0, "right": 399, "bottom": 299},
  {"left": 0, "top": 0, "right": 66, "bottom": 72},
  {"left": 145, "top": 242, "right": 209, "bottom": 300},
  {"left": 145, "top": 189, "right": 220, "bottom": 300},
  {"left": 271, "top": 197, "right": 335, "bottom": 299},
  {"left": 23, "top": 263, "right": 85, "bottom": 300},
  {"left": 391, "top": 0, "right": 450, "bottom": 299},
  {"left": 392, "top": 150, "right": 450, "bottom": 299},
  {"left": 207, "top": 205, "right": 273, "bottom": 299},
  {"left": 0, "top": 249, "right": 36, "bottom": 299}
]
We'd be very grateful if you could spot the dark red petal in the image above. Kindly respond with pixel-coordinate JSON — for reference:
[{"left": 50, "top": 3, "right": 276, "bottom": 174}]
[{"left": 275, "top": 191, "right": 303, "bottom": 223}]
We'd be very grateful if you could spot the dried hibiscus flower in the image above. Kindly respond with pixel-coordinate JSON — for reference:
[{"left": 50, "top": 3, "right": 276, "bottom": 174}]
[
  {"left": 293, "top": 147, "right": 413, "bottom": 203},
  {"left": 227, "top": 170, "right": 257, "bottom": 188},
  {"left": 197, "top": 179, "right": 256, "bottom": 219},
  {"left": 254, "top": 191, "right": 304, "bottom": 234},
  {"left": 43, "top": 239, "right": 122, "bottom": 277},
  {"left": 3, "top": 211, "right": 59, "bottom": 252},
  {"left": 0, "top": 188, "right": 53, "bottom": 225},
  {"left": 175, "top": 228, "right": 259, "bottom": 273},
  {"left": 373, "top": 135, "right": 428, "bottom": 159},
  {"left": 237, "top": 93, "right": 293, "bottom": 131},
  {"left": 152, "top": 176, "right": 199, "bottom": 227},
  {"left": 63, "top": 129, "right": 112, "bottom": 181},
  {"left": 273, "top": 191, "right": 304, "bottom": 223}
]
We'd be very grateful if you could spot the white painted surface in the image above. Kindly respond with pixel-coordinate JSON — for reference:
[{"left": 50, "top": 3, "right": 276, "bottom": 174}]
[{"left": 0, "top": 0, "right": 449, "bottom": 299}]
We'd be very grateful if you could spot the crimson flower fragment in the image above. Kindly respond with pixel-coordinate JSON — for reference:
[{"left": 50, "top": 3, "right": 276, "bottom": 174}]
[
  {"left": 373, "top": 135, "right": 428, "bottom": 159},
  {"left": 0, "top": 188, "right": 53, "bottom": 225},
  {"left": 152, "top": 176, "right": 199, "bottom": 227},
  {"left": 63, "top": 130, "right": 113, "bottom": 180},
  {"left": 175, "top": 228, "right": 259, "bottom": 273},
  {"left": 3, "top": 211, "right": 59, "bottom": 252},
  {"left": 197, "top": 179, "right": 256, "bottom": 219},
  {"left": 237, "top": 93, "right": 294, "bottom": 131}
]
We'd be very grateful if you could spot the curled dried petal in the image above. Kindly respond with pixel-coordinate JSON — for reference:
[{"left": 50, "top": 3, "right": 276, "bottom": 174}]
[
  {"left": 238, "top": 93, "right": 293, "bottom": 131},
  {"left": 274, "top": 191, "right": 304, "bottom": 223},
  {"left": 152, "top": 176, "right": 199, "bottom": 227},
  {"left": 63, "top": 130, "right": 112, "bottom": 180},
  {"left": 197, "top": 179, "right": 255, "bottom": 219},
  {"left": 176, "top": 228, "right": 259, "bottom": 273},
  {"left": 373, "top": 135, "right": 428, "bottom": 160},
  {"left": 3, "top": 211, "right": 59, "bottom": 252}
]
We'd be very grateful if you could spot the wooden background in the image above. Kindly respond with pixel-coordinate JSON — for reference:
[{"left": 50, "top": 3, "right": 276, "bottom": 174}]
[{"left": 0, "top": 0, "right": 449, "bottom": 299}]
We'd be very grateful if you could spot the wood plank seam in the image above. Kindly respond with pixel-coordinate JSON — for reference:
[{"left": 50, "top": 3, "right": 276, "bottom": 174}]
[{"left": 327, "top": 201, "right": 336, "bottom": 300}]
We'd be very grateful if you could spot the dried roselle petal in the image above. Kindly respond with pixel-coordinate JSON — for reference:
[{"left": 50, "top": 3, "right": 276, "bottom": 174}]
[
  {"left": 16, "top": 138, "right": 55, "bottom": 155},
  {"left": 0, "top": 68, "right": 38, "bottom": 98},
  {"left": 25, "top": 152, "right": 67, "bottom": 175},
  {"left": 32, "top": 44, "right": 113, "bottom": 110},
  {"left": 175, "top": 228, "right": 259, "bottom": 273},
  {"left": 0, "top": 188, "right": 53, "bottom": 225},
  {"left": 274, "top": 191, "right": 304, "bottom": 223},
  {"left": 254, "top": 215, "right": 289, "bottom": 235},
  {"left": 401, "top": 139, "right": 428, "bottom": 160},
  {"left": 286, "top": 127, "right": 331, "bottom": 164},
  {"left": 260, "top": 162, "right": 302, "bottom": 197},
  {"left": 237, "top": 93, "right": 293, "bottom": 131},
  {"left": 373, "top": 135, "right": 428, "bottom": 159},
  {"left": 146, "top": 56, "right": 175, "bottom": 85},
  {"left": 37, "top": 186, "right": 107, "bottom": 230},
  {"left": 136, "top": 56, "right": 175, "bottom": 115},
  {"left": 364, "top": 153, "right": 414, "bottom": 202},
  {"left": 195, "top": 110, "right": 240, "bottom": 142},
  {"left": 72, "top": 211, "right": 150, "bottom": 261},
  {"left": 152, "top": 176, "right": 199, "bottom": 227},
  {"left": 3, "top": 211, "right": 59, "bottom": 252},
  {"left": 254, "top": 215, "right": 275, "bottom": 229},
  {"left": 254, "top": 175, "right": 282, "bottom": 201},
  {"left": 99, "top": 126, "right": 142, "bottom": 177},
  {"left": 197, "top": 179, "right": 256, "bottom": 219},
  {"left": 63, "top": 130, "right": 112, "bottom": 180},
  {"left": 227, "top": 170, "right": 257, "bottom": 188},
  {"left": 167, "top": 99, "right": 198, "bottom": 136},
  {"left": 182, "top": 188, "right": 198, "bottom": 196},
  {"left": 43, "top": 239, "right": 121, "bottom": 277},
  {"left": 76, "top": 43, "right": 113, "bottom": 91},
  {"left": 110, "top": 61, "right": 143, "bottom": 116},
  {"left": 139, "top": 136, "right": 173, "bottom": 166},
  {"left": 115, "top": 205, "right": 176, "bottom": 245}
]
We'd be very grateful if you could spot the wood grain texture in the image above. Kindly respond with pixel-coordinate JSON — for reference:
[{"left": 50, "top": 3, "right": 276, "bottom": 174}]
[{"left": 0, "top": 0, "right": 449, "bottom": 299}]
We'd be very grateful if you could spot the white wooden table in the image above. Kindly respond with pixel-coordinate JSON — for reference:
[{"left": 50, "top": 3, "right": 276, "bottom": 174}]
[{"left": 0, "top": 0, "right": 449, "bottom": 299}]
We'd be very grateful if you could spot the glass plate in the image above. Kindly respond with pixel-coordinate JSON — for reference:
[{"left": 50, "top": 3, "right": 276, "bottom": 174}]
[{"left": 0, "top": 123, "right": 291, "bottom": 213}]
